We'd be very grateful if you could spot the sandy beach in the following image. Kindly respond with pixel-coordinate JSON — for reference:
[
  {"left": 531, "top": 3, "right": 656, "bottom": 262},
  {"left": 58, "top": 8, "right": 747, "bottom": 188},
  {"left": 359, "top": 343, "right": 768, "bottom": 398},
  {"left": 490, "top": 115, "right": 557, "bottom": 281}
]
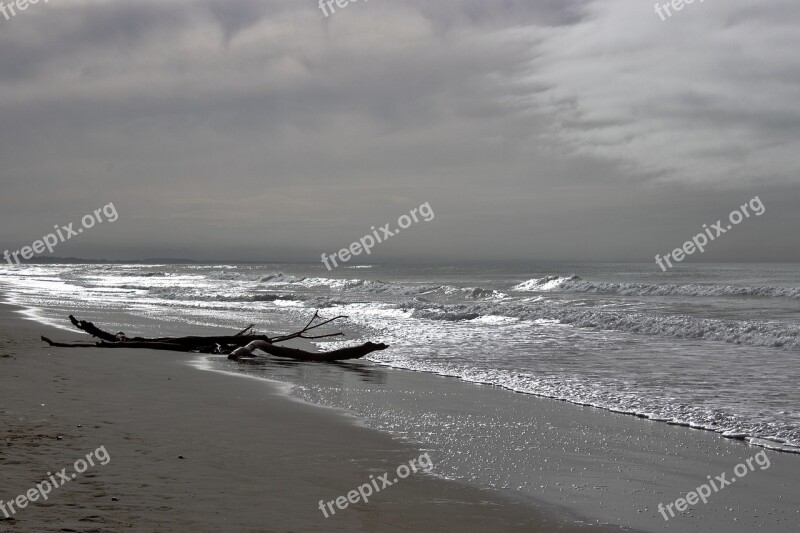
[
  {"left": 217, "top": 329, "right": 800, "bottom": 533},
  {"left": 2, "top": 290, "right": 799, "bottom": 532},
  {"left": 0, "top": 298, "right": 626, "bottom": 532}
]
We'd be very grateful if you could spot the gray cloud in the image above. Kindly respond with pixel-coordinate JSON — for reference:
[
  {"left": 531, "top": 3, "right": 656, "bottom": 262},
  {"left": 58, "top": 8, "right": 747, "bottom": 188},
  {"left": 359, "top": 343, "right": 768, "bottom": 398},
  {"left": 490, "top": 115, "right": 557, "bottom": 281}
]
[
  {"left": 520, "top": 0, "right": 800, "bottom": 185},
  {"left": 0, "top": 0, "right": 797, "bottom": 263}
]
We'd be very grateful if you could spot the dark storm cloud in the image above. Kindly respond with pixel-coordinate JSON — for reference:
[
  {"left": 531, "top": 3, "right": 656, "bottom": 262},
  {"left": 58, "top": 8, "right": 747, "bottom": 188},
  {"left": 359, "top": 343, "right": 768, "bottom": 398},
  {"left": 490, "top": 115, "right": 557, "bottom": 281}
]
[{"left": 0, "top": 0, "right": 797, "bottom": 263}]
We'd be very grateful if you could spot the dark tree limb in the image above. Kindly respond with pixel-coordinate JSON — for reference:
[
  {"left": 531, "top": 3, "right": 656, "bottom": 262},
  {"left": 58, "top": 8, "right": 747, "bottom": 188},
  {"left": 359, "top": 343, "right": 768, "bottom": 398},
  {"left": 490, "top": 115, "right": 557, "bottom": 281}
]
[
  {"left": 69, "top": 315, "right": 274, "bottom": 349},
  {"left": 270, "top": 311, "right": 349, "bottom": 343},
  {"left": 228, "top": 340, "right": 388, "bottom": 362},
  {"left": 42, "top": 337, "right": 97, "bottom": 348},
  {"left": 43, "top": 312, "right": 387, "bottom": 363},
  {"left": 69, "top": 315, "right": 120, "bottom": 342},
  {"left": 235, "top": 324, "right": 256, "bottom": 336},
  {"left": 42, "top": 336, "right": 195, "bottom": 352}
]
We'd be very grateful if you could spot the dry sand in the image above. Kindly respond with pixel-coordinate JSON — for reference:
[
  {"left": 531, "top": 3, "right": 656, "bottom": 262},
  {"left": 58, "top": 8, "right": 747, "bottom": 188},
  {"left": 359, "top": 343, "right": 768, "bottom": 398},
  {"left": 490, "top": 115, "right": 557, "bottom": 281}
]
[{"left": 0, "top": 300, "right": 620, "bottom": 532}]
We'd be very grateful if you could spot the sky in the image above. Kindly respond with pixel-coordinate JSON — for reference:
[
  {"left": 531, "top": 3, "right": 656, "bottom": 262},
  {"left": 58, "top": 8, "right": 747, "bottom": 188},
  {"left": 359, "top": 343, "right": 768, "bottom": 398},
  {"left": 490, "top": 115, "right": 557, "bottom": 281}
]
[{"left": 0, "top": 0, "right": 798, "bottom": 264}]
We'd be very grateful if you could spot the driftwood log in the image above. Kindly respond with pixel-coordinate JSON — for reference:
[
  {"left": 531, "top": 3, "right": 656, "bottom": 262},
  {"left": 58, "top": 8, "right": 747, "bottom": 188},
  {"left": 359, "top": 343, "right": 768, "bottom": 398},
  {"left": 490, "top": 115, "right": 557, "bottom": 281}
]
[
  {"left": 228, "top": 340, "right": 388, "bottom": 362},
  {"left": 41, "top": 312, "right": 388, "bottom": 363}
]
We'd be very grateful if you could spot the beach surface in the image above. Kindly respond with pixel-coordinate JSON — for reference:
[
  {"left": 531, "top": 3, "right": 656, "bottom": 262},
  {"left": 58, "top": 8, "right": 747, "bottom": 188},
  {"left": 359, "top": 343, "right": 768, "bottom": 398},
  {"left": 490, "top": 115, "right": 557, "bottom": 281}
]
[
  {"left": 220, "top": 343, "right": 800, "bottom": 533},
  {"left": 0, "top": 299, "right": 620, "bottom": 532},
  {"left": 2, "top": 295, "right": 799, "bottom": 532}
]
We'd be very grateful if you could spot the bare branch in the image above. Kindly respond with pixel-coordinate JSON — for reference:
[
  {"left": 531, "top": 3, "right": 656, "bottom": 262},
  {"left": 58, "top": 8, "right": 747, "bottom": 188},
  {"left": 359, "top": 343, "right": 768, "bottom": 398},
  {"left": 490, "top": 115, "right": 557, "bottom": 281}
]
[{"left": 235, "top": 324, "right": 256, "bottom": 336}]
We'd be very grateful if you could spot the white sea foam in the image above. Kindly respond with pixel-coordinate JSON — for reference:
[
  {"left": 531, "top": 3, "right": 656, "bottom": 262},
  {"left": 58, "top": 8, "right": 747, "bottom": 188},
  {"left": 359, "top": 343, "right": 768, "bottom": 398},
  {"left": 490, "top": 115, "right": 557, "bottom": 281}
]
[
  {"left": 514, "top": 275, "right": 800, "bottom": 298},
  {"left": 2, "top": 263, "right": 799, "bottom": 454}
]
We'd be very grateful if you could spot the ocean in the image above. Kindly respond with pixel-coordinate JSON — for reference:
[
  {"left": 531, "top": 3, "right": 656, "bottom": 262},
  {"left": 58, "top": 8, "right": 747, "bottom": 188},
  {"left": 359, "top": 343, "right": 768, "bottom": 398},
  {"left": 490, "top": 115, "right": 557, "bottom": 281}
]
[{"left": 1, "top": 261, "right": 798, "bottom": 462}]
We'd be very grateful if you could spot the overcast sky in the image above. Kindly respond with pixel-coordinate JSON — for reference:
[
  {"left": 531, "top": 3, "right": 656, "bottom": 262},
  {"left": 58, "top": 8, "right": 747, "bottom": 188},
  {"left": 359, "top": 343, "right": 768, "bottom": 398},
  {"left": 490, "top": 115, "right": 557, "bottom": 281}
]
[{"left": 1, "top": 0, "right": 798, "bottom": 264}]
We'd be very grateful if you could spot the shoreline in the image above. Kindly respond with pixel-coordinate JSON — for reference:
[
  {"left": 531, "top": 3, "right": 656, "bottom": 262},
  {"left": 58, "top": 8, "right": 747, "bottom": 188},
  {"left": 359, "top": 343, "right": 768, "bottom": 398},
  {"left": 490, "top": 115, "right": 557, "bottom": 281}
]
[
  {"left": 368, "top": 362, "right": 800, "bottom": 455},
  {"left": 208, "top": 322, "right": 800, "bottom": 532},
  {"left": 0, "top": 298, "right": 618, "bottom": 532},
  {"left": 3, "top": 293, "right": 799, "bottom": 532}
]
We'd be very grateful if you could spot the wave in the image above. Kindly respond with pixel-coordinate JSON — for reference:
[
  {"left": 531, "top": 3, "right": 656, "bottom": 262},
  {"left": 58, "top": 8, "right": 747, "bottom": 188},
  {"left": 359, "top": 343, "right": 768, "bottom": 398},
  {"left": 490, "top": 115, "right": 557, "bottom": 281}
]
[
  {"left": 513, "top": 275, "right": 800, "bottom": 298},
  {"left": 207, "top": 271, "right": 247, "bottom": 281},
  {"left": 406, "top": 299, "right": 800, "bottom": 350},
  {"left": 79, "top": 269, "right": 800, "bottom": 351},
  {"left": 259, "top": 273, "right": 306, "bottom": 284},
  {"left": 368, "top": 354, "right": 800, "bottom": 454},
  {"left": 411, "top": 309, "right": 481, "bottom": 321},
  {"left": 258, "top": 273, "right": 505, "bottom": 299},
  {"left": 514, "top": 275, "right": 582, "bottom": 292}
]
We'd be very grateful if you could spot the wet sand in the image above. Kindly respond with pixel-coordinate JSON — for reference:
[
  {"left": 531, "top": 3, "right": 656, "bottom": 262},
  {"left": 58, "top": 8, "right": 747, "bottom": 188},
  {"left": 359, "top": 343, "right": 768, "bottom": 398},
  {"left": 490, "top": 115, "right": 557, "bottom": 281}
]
[{"left": 256, "top": 356, "right": 800, "bottom": 532}]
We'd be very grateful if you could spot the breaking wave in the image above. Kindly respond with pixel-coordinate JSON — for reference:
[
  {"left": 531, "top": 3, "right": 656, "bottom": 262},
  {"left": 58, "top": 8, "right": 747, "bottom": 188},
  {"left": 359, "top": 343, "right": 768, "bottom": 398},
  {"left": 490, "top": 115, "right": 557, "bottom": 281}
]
[
  {"left": 258, "top": 273, "right": 506, "bottom": 299},
  {"left": 514, "top": 275, "right": 800, "bottom": 298},
  {"left": 404, "top": 299, "right": 800, "bottom": 350}
]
